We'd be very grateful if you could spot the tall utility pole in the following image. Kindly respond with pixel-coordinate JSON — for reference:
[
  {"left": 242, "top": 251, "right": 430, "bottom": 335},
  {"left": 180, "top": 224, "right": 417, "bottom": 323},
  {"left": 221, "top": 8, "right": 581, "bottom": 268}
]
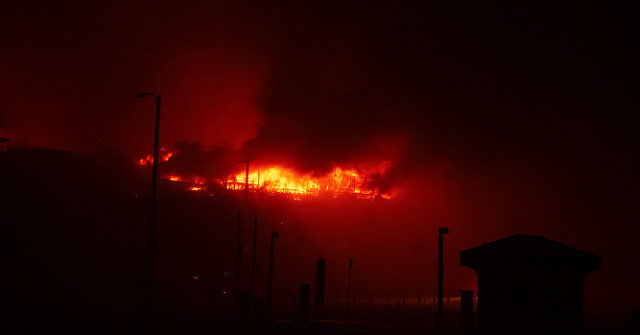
[
  {"left": 438, "top": 227, "right": 450, "bottom": 335},
  {"left": 236, "top": 158, "right": 256, "bottom": 203},
  {"left": 346, "top": 258, "right": 353, "bottom": 316},
  {"left": 267, "top": 232, "right": 279, "bottom": 318},
  {"left": 235, "top": 210, "right": 242, "bottom": 301},
  {"left": 249, "top": 218, "right": 258, "bottom": 303},
  {"left": 136, "top": 92, "right": 161, "bottom": 308}
]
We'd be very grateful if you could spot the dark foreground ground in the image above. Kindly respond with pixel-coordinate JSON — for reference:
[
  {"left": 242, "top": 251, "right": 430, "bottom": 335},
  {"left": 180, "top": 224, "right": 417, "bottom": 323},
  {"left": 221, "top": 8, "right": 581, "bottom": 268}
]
[
  {"left": 2, "top": 302, "right": 637, "bottom": 335},
  {"left": 1, "top": 150, "right": 638, "bottom": 334}
]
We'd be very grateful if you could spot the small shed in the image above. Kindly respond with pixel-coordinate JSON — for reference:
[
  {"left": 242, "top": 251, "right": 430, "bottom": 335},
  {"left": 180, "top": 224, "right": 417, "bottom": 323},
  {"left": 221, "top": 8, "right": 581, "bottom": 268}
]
[{"left": 460, "top": 234, "right": 600, "bottom": 334}]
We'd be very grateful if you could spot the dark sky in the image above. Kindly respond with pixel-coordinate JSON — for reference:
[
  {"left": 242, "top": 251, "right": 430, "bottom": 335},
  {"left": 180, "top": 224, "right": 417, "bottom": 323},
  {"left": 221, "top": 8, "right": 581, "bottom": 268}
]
[
  {"left": 2, "top": 0, "right": 640, "bottom": 316},
  {"left": 3, "top": 1, "right": 637, "bottom": 160}
]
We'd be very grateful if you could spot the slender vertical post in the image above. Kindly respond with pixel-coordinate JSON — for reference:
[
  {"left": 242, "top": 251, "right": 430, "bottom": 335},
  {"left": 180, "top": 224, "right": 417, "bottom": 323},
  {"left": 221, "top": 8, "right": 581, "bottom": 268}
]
[
  {"left": 315, "top": 258, "right": 326, "bottom": 307},
  {"left": 136, "top": 92, "right": 161, "bottom": 309},
  {"left": 235, "top": 210, "right": 242, "bottom": 300},
  {"left": 244, "top": 160, "right": 249, "bottom": 202},
  {"left": 250, "top": 218, "right": 258, "bottom": 303},
  {"left": 267, "top": 232, "right": 279, "bottom": 318},
  {"left": 438, "top": 227, "right": 449, "bottom": 335},
  {"left": 236, "top": 158, "right": 256, "bottom": 203},
  {"left": 288, "top": 292, "right": 296, "bottom": 321},
  {"left": 149, "top": 96, "right": 161, "bottom": 244},
  {"left": 299, "top": 283, "right": 311, "bottom": 322},
  {"left": 150, "top": 96, "right": 160, "bottom": 306},
  {"left": 346, "top": 258, "right": 353, "bottom": 316}
]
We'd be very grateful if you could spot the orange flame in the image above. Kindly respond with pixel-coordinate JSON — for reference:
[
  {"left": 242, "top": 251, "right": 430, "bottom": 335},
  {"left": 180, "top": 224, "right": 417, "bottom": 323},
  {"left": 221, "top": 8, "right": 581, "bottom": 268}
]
[
  {"left": 226, "top": 163, "right": 391, "bottom": 199},
  {"left": 139, "top": 152, "right": 392, "bottom": 199},
  {"left": 138, "top": 155, "right": 153, "bottom": 166},
  {"left": 137, "top": 149, "right": 175, "bottom": 166}
]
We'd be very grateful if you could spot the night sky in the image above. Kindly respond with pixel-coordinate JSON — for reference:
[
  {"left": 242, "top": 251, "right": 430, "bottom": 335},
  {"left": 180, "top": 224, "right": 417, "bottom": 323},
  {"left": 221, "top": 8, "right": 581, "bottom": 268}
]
[{"left": 2, "top": 0, "right": 639, "bottom": 320}]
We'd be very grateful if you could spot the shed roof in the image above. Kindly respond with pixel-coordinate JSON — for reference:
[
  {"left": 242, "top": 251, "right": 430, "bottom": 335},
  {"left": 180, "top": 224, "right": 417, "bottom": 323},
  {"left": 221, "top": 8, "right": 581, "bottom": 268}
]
[{"left": 460, "top": 234, "right": 600, "bottom": 273}]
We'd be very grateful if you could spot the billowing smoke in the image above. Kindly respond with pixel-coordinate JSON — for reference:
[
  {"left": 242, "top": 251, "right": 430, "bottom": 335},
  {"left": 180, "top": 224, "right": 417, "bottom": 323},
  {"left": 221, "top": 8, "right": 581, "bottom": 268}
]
[
  {"left": 162, "top": 141, "right": 236, "bottom": 180},
  {"left": 238, "top": 5, "right": 437, "bottom": 189}
]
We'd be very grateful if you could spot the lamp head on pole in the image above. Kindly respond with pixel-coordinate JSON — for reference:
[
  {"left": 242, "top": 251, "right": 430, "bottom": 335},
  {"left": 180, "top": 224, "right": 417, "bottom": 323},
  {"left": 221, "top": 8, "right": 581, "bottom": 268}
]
[
  {"left": 271, "top": 232, "right": 280, "bottom": 239},
  {"left": 438, "top": 227, "right": 449, "bottom": 235}
]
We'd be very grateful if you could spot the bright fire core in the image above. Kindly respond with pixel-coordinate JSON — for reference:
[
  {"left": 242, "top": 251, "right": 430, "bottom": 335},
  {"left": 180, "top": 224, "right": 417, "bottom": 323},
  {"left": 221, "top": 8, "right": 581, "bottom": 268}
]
[{"left": 226, "top": 164, "right": 391, "bottom": 199}]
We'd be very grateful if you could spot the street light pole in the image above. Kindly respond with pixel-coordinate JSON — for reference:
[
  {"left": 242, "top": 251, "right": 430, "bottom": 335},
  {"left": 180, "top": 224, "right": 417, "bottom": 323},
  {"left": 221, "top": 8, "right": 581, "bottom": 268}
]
[
  {"left": 136, "top": 92, "right": 161, "bottom": 308},
  {"left": 438, "top": 227, "right": 449, "bottom": 335}
]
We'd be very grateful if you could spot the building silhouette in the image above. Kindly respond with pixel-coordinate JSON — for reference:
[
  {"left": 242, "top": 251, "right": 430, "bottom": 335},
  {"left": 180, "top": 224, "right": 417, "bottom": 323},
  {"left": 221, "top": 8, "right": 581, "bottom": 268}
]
[{"left": 461, "top": 234, "right": 600, "bottom": 334}]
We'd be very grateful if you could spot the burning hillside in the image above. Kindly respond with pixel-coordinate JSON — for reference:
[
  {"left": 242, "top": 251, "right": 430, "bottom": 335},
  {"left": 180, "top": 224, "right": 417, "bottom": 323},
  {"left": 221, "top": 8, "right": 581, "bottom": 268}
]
[
  {"left": 138, "top": 149, "right": 392, "bottom": 199},
  {"left": 226, "top": 163, "right": 392, "bottom": 199}
]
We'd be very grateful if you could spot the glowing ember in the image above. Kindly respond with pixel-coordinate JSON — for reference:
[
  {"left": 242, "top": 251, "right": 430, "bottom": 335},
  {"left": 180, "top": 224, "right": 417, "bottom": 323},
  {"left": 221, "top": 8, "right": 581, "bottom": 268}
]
[
  {"left": 189, "top": 186, "right": 203, "bottom": 191},
  {"left": 138, "top": 155, "right": 153, "bottom": 166},
  {"left": 137, "top": 148, "right": 175, "bottom": 166}
]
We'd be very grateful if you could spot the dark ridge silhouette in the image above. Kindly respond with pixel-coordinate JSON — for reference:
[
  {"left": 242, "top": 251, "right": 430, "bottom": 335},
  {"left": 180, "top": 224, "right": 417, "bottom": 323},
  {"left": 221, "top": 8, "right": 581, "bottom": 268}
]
[{"left": 461, "top": 234, "right": 600, "bottom": 334}]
